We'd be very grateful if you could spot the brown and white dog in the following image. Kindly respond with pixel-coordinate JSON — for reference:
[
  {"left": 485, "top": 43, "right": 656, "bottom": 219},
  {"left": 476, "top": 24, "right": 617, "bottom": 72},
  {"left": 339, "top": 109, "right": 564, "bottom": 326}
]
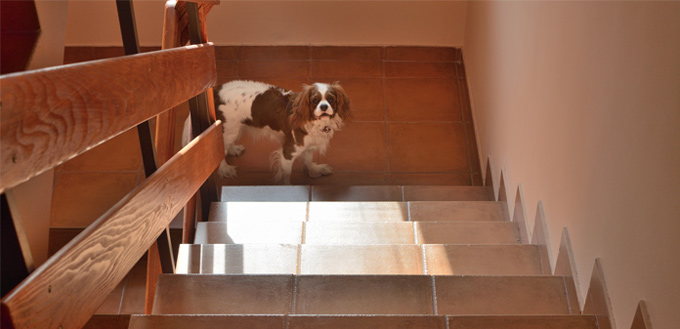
[{"left": 184, "top": 80, "right": 350, "bottom": 184}]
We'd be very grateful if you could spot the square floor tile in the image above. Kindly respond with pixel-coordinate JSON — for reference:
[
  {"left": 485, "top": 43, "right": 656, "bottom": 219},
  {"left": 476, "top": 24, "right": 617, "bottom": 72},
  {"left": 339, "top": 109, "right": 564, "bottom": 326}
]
[
  {"left": 385, "top": 62, "right": 456, "bottom": 78},
  {"left": 307, "top": 202, "right": 408, "bottom": 222},
  {"left": 238, "top": 46, "right": 309, "bottom": 60},
  {"left": 311, "top": 185, "right": 402, "bottom": 201},
  {"left": 434, "top": 276, "right": 571, "bottom": 315},
  {"left": 294, "top": 275, "right": 433, "bottom": 314},
  {"left": 424, "top": 245, "right": 543, "bottom": 275},
  {"left": 195, "top": 222, "right": 304, "bottom": 244},
  {"left": 300, "top": 245, "right": 423, "bottom": 275},
  {"left": 385, "top": 47, "right": 457, "bottom": 61},
  {"left": 311, "top": 60, "right": 382, "bottom": 78},
  {"left": 200, "top": 244, "right": 298, "bottom": 274},
  {"left": 389, "top": 173, "right": 472, "bottom": 185},
  {"left": 130, "top": 315, "right": 286, "bottom": 329},
  {"left": 311, "top": 47, "right": 383, "bottom": 61},
  {"left": 387, "top": 123, "right": 468, "bottom": 172},
  {"left": 153, "top": 274, "right": 294, "bottom": 314},
  {"left": 304, "top": 222, "right": 414, "bottom": 244},
  {"left": 300, "top": 172, "right": 389, "bottom": 186},
  {"left": 238, "top": 60, "right": 308, "bottom": 78},
  {"left": 288, "top": 315, "right": 446, "bottom": 329},
  {"left": 221, "top": 185, "right": 310, "bottom": 201},
  {"left": 210, "top": 202, "right": 308, "bottom": 222},
  {"left": 385, "top": 79, "right": 461, "bottom": 122},
  {"left": 317, "top": 122, "right": 387, "bottom": 172},
  {"left": 415, "top": 222, "right": 520, "bottom": 245}
]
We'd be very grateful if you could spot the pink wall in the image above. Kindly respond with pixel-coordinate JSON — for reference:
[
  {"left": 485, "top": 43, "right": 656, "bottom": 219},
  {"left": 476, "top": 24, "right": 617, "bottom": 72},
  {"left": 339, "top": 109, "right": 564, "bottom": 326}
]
[
  {"left": 64, "top": 1, "right": 467, "bottom": 47},
  {"left": 464, "top": 1, "right": 680, "bottom": 328}
]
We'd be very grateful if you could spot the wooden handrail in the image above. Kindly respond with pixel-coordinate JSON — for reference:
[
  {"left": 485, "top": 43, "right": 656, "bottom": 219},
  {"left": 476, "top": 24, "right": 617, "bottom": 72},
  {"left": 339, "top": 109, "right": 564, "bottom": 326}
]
[
  {"left": 1, "top": 121, "right": 224, "bottom": 329},
  {"left": 0, "top": 43, "right": 216, "bottom": 193}
]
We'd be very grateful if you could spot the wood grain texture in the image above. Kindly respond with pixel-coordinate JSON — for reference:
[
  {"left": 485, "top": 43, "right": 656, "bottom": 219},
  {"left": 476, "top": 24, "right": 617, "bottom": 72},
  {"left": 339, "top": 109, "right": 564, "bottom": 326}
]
[
  {"left": 0, "top": 43, "right": 216, "bottom": 193},
  {"left": 1, "top": 122, "right": 224, "bottom": 329}
]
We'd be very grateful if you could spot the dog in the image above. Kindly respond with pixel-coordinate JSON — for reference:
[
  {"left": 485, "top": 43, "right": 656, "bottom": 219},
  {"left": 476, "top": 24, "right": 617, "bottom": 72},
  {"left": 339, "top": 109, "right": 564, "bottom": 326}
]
[{"left": 183, "top": 80, "right": 350, "bottom": 184}]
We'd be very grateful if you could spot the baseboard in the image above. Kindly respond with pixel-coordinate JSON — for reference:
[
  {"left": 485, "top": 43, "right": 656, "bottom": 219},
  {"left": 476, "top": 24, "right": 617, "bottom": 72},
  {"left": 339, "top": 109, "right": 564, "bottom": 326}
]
[
  {"left": 583, "top": 258, "right": 615, "bottom": 329},
  {"left": 512, "top": 185, "right": 531, "bottom": 244},
  {"left": 554, "top": 228, "right": 584, "bottom": 312},
  {"left": 497, "top": 168, "right": 512, "bottom": 223},
  {"left": 483, "top": 157, "right": 496, "bottom": 201},
  {"left": 531, "top": 201, "right": 554, "bottom": 275},
  {"left": 630, "top": 301, "right": 653, "bottom": 329}
]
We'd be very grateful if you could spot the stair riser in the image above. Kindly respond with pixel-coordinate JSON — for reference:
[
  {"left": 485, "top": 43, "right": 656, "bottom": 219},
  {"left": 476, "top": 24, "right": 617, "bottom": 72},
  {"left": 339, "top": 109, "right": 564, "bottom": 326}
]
[
  {"left": 177, "top": 244, "right": 544, "bottom": 276},
  {"left": 221, "top": 185, "right": 495, "bottom": 202},
  {"left": 195, "top": 222, "right": 520, "bottom": 245},
  {"left": 209, "top": 201, "right": 504, "bottom": 223},
  {"left": 129, "top": 315, "right": 599, "bottom": 329},
  {"left": 152, "top": 275, "right": 573, "bottom": 316}
]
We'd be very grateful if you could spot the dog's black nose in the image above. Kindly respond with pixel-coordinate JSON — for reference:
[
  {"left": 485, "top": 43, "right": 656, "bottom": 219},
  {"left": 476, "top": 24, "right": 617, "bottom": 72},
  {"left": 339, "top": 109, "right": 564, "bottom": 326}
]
[{"left": 320, "top": 104, "right": 328, "bottom": 111}]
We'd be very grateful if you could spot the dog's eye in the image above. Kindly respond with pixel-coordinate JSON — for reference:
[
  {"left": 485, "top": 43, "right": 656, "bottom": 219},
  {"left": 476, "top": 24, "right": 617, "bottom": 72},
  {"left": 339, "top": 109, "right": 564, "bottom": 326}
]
[
  {"left": 327, "top": 97, "right": 334, "bottom": 104},
  {"left": 312, "top": 99, "right": 319, "bottom": 105}
]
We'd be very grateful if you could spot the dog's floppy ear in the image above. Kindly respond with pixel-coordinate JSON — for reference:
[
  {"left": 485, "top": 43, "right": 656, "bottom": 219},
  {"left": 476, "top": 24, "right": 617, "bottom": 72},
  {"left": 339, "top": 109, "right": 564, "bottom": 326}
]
[
  {"left": 290, "top": 84, "right": 313, "bottom": 129},
  {"left": 332, "top": 81, "right": 351, "bottom": 121}
]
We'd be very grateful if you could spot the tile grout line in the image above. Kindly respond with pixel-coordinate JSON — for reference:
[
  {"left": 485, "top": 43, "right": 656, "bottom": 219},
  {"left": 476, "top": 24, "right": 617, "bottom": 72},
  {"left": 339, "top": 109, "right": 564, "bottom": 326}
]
[
  {"left": 421, "top": 244, "right": 428, "bottom": 275},
  {"left": 290, "top": 275, "right": 298, "bottom": 316},
  {"left": 412, "top": 221, "right": 418, "bottom": 245},
  {"left": 381, "top": 47, "right": 391, "bottom": 184},
  {"left": 296, "top": 243, "right": 302, "bottom": 275},
  {"left": 431, "top": 275, "right": 439, "bottom": 315},
  {"left": 562, "top": 275, "right": 575, "bottom": 314}
]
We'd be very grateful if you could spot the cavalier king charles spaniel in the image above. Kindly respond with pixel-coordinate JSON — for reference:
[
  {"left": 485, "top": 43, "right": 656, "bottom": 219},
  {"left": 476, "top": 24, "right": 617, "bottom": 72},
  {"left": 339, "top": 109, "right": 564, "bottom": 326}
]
[{"left": 183, "top": 80, "right": 350, "bottom": 184}]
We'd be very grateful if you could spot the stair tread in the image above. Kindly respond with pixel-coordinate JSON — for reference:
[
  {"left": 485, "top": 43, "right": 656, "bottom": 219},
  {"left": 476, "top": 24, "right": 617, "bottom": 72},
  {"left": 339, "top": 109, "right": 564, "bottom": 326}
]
[
  {"left": 152, "top": 274, "right": 573, "bottom": 316},
  {"left": 221, "top": 185, "right": 494, "bottom": 202},
  {"left": 194, "top": 221, "right": 520, "bottom": 245},
  {"left": 221, "top": 185, "right": 311, "bottom": 201},
  {"left": 130, "top": 314, "right": 598, "bottom": 329},
  {"left": 177, "top": 244, "right": 544, "bottom": 276},
  {"left": 209, "top": 201, "right": 504, "bottom": 222}
]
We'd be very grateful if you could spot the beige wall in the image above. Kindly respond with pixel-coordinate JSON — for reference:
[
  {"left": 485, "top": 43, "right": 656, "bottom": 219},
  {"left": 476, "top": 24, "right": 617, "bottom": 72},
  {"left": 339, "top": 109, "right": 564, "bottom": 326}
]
[
  {"left": 12, "top": 0, "right": 71, "bottom": 267},
  {"left": 464, "top": 1, "right": 680, "bottom": 328},
  {"left": 64, "top": 0, "right": 467, "bottom": 47}
]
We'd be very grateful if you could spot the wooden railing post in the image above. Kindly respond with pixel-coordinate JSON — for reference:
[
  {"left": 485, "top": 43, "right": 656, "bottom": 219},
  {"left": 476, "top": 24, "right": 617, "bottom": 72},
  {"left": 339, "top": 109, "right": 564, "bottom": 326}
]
[{"left": 186, "top": 1, "right": 219, "bottom": 222}]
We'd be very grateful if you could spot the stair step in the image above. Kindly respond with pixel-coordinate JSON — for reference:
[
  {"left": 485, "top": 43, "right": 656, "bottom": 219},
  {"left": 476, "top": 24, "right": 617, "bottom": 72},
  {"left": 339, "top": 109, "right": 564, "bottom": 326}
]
[
  {"left": 152, "top": 274, "right": 573, "bottom": 315},
  {"left": 129, "top": 314, "right": 598, "bottom": 329},
  {"left": 447, "top": 315, "right": 598, "bottom": 329},
  {"left": 177, "top": 244, "right": 544, "bottom": 276},
  {"left": 401, "top": 185, "right": 494, "bottom": 201},
  {"left": 208, "top": 201, "right": 504, "bottom": 222},
  {"left": 222, "top": 185, "right": 311, "bottom": 201},
  {"left": 195, "top": 221, "right": 520, "bottom": 245},
  {"left": 221, "top": 185, "right": 494, "bottom": 202}
]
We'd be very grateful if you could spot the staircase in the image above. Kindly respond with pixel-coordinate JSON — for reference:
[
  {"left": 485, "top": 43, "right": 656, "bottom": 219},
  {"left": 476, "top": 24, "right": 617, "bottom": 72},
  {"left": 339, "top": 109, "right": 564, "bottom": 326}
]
[{"left": 127, "top": 185, "right": 599, "bottom": 328}]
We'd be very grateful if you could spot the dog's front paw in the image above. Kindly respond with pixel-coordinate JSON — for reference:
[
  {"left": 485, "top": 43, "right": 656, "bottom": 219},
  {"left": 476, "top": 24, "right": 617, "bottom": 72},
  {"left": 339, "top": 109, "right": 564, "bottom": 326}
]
[
  {"left": 227, "top": 144, "right": 245, "bottom": 156},
  {"left": 217, "top": 160, "right": 237, "bottom": 178},
  {"left": 307, "top": 163, "right": 333, "bottom": 178}
]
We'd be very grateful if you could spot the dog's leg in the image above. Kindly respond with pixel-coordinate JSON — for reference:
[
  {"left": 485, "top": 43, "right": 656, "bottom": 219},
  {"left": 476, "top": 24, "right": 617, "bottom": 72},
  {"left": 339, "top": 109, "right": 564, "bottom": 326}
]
[
  {"left": 301, "top": 150, "right": 333, "bottom": 178},
  {"left": 272, "top": 150, "right": 294, "bottom": 185},
  {"left": 218, "top": 120, "right": 244, "bottom": 178}
]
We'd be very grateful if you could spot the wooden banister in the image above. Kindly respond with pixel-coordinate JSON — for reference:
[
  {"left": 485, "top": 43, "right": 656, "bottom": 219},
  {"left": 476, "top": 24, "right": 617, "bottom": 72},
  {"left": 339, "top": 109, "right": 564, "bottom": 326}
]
[
  {"left": 0, "top": 43, "right": 217, "bottom": 193},
  {"left": 1, "top": 121, "right": 224, "bottom": 329}
]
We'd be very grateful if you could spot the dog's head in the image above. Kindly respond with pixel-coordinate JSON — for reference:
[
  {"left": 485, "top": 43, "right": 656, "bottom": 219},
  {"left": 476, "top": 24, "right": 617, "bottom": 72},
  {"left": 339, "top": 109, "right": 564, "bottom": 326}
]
[{"left": 290, "top": 82, "right": 351, "bottom": 130}]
